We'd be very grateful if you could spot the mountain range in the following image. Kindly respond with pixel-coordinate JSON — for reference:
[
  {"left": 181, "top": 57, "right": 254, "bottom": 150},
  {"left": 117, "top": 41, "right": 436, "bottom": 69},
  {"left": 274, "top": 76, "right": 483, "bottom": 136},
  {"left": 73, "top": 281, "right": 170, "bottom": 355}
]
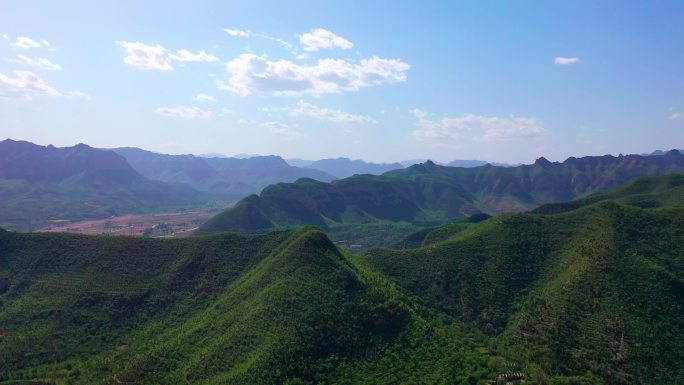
[
  {"left": 291, "top": 157, "right": 405, "bottom": 179},
  {"left": 0, "top": 139, "right": 209, "bottom": 230},
  {"left": 112, "top": 147, "right": 336, "bottom": 198},
  {"left": 1, "top": 174, "right": 682, "bottom": 384},
  {"left": 197, "top": 150, "right": 684, "bottom": 237}
]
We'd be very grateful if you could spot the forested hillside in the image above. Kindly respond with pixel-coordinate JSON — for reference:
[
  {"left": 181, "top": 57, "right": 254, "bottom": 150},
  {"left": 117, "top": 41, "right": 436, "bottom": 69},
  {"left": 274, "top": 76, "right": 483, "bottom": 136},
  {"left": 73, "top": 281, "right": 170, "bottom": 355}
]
[{"left": 1, "top": 176, "right": 683, "bottom": 384}]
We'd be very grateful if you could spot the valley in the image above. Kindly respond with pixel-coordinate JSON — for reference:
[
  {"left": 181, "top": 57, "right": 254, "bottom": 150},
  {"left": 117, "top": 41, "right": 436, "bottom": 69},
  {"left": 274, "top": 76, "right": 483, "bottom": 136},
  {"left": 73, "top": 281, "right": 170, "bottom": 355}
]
[{"left": 36, "top": 206, "right": 229, "bottom": 237}]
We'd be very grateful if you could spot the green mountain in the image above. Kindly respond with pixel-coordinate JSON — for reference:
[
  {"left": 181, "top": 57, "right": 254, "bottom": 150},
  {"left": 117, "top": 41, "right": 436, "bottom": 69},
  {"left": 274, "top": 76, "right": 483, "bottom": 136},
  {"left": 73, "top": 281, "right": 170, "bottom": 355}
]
[
  {"left": 356, "top": 177, "right": 684, "bottom": 384},
  {"left": 0, "top": 227, "right": 412, "bottom": 384},
  {"left": 197, "top": 151, "right": 684, "bottom": 238},
  {"left": 112, "top": 147, "right": 336, "bottom": 199},
  {"left": 0, "top": 139, "right": 211, "bottom": 230},
  {"left": 1, "top": 176, "right": 683, "bottom": 384},
  {"left": 532, "top": 173, "right": 684, "bottom": 214}
]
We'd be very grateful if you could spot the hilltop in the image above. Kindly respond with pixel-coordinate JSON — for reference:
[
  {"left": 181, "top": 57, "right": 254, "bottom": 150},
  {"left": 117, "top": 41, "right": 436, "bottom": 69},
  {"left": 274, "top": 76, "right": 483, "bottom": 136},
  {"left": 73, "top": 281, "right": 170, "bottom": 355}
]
[{"left": 0, "top": 227, "right": 412, "bottom": 384}]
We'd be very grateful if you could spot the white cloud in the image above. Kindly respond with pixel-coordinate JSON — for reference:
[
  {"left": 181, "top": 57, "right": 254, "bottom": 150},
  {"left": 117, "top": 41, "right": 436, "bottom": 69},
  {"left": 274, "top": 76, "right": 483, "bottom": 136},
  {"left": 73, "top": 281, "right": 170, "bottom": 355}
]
[
  {"left": 66, "top": 89, "right": 91, "bottom": 100},
  {"left": 411, "top": 110, "right": 544, "bottom": 144},
  {"left": 192, "top": 93, "right": 216, "bottom": 102},
  {"left": 9, "top": 55, "right": 62, "bottom": 71},
  {"left": 2, "top": 34, "right": 9, "bottom": 41},
  {"left": 13, "top": 36, "right": 43, "bottom": 49},
  {"left": 170, "top": 49, "right": 218, "bottom": 62},
  {"left": 116, "top": 41, "right": 219, "bottom": 70},
  {"left": 254, "top": 33, "right": 294, "bottom": 49},
  {"left": 290, "top": 100, "right": 376, "bottom": 124},
  {"left": 220, "top": 54, "right": 409, "bottom": 96},
  {"left": 224, "top": 28, "right": 250, "bottom": 37},
  {"left": 554, "top": 57, "right": 581, "bottom": 65},
  {"left": 0, "top": 70, "right": 61, "bottom": 99},
  {"left": 300, "top": 28, "right": 353, "bottom": 52},
  {"left": 409, "top": 108, "right": 427, "bottom": 119},
  {"left": 116, "top": 41, "right": 173, "bottom": 71},
  {"left": 155, "top": 106, "right": 213, "bottom": 119},
  {"left": 672, "top": 112, "right": 683, "bottom": 120},
  {"left": 259, "top": 121, "right": 303, "bottom": 139},
  {"left": 41, "top": 39, "right": 50, "bottom": 46},
  {"left": 221, "top": 108, "right": 233, "bottom": 114}
]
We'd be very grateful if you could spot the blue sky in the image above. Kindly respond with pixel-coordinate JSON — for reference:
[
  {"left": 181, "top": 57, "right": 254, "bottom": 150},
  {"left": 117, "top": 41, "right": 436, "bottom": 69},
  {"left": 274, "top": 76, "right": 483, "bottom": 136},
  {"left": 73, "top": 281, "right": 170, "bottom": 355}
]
[{"left": 0, "top": 0, "right": 683, "bottom": 163}]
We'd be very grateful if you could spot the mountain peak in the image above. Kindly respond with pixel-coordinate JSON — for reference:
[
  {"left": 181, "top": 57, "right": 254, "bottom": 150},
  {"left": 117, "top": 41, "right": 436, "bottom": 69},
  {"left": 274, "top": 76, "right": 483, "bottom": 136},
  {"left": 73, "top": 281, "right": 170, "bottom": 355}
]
[{"left": 534, "top": 156, "right": 552, "bottom": 166}]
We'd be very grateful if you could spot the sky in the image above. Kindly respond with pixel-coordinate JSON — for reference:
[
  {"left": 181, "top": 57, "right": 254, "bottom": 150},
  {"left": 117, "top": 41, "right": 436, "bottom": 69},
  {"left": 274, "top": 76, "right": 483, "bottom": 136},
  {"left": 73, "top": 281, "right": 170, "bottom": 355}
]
[{"left": 0, "top": 0, "right": 683, "bottom": 163}]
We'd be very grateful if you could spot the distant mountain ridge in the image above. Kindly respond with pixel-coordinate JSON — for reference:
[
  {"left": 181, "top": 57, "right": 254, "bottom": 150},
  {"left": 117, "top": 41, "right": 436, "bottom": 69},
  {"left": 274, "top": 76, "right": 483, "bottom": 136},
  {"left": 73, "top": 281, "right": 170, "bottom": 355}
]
[
  {"left": 0, "top": 139, "right": 209, "bottom": 230},
  {"left": 287, "top": 157, "right": 519, "bottom": 178},
  {"left": 400, "top": 159, "right": 519, "bottom": 168},
  {"left": 198, "top": 150, "right": 684, "bottom": 234},
  {"left": 303, "top": 157, "right": 404, "bottom": 178},
  {"left": 112, "top": 147, "right": 336, "bottom": 199}
]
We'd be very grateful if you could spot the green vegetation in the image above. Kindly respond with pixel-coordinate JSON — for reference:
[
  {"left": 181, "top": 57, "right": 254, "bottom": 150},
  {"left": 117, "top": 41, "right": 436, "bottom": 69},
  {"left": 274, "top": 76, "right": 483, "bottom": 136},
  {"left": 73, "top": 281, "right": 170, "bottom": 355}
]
[
  {"left": 0, "top": 227, "right": 413, "bottom": 384},
  {"left": 197, "top": 152, "right": 684, "bottom": 243},
  {"left": 533, "top": 173, "right": 684, "bottom": 214},
  {"left": 1, "top": 174, "right": 683, "bottom": 384},
  {"left": 354, "top": 184, "right": 684, "bottom": 384}
]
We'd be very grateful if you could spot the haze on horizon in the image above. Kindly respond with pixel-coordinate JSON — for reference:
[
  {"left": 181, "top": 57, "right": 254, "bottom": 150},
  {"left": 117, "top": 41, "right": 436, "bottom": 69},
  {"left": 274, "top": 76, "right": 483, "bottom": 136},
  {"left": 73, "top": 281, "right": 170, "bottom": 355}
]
[{"left": 1, "top": 0, "right": 683, "bottom": 163}]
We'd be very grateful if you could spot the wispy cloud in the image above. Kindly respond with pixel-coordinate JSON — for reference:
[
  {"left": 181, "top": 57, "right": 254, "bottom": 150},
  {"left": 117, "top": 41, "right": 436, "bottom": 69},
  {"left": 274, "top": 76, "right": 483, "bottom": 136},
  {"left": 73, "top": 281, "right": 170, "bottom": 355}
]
[
  {"left": 116, "top": 41, "right": 173, "bottom": 71},
  {"left": 410, "top": 109, "right": 544, "bottom": 144},
  {"left": 299, "top": 28, "right": 353, "bottom": 52},
  {"left": 554, "top": 56, "right": 581, "bottom": 65},
  {"left": 224, "top": 28, "right": 250, "bottom": 38},
  {"left": 672, "top": 112, "right": 683, "bottom": 120},
  {"left": 12, "top": 36, "right": 44, "bottom": 49},
  {"left": 259, "top": 121, "right": 303, "bottom": 139},
  {"left": 116, "top": 41, "right": 219, "bottom": 70},
  {"left": 170, "top": 49, "right": 219, "bottom": 62},
  {"left": 155, "top": 106, "right": 213, "bottom": 119},
  {"left": 9, "top": 55, "right": 62, "bottom": 71},
  {"left": 290, "top": 100, "right": 376, "bottom": 124},
  {"left": 66, "top": 89, "right": 91, "bottom": 100},
  {"left": 223, "top": 27, "right": 293, "bottom": 49},
  {"left": 192, "top": 93, "right": 216, "bottom": 102},
  {"left": 0, "top": 70, "right": 61, "bottom": 100},
  {"left": 254, "top": 33, "right": 294, "bottom": 49},
  {"left": 220, "top": 54, "right": 409, "bottom": 96}
]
